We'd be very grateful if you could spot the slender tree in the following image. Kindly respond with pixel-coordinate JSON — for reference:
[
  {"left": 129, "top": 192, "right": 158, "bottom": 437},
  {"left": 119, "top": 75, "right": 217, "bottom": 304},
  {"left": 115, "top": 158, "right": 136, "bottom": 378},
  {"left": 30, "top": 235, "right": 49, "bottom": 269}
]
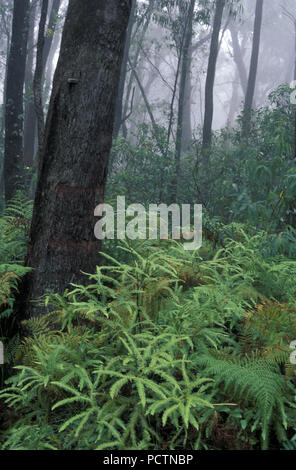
[
  {"left": 3, "top": 0, "right": 30, "bottom": 201},
  {"left": 202, "top": 0, "right": 225, "bottom": 164},
  {"left": 113, "top": 0, "right": 137, "bottom": 138},
  {"left": 173, "top": 0, "right": 195, "bottom": 201},
  {"left": 227, "top": 69, "right": 240, "bottom": 126},
  {"left": 121, "top": 0, "right": 155, "bottom": 138},
  {"left": 24, "top": 0, "right": 62, "bottom": 167},
  {"left": 242, "top": 0, "right": 264, "bottom": 138},
  {"left": 24, "top": 1, "right": 37, "bottom": 168},
  {"left": 229, "top": 21, "right": 247, "bottom": 96},
  {"left": 181, "top": 32, "right": 210, "bottom": 148},
  {"left": 281, "top": 4, "right": 296, "bottom": 159},
  {"left": 22, "top": 0, "right": 132, "bottom": 317},
  {"left": 33, "top": 0, "right": 49, "bottom": 156},
  {"left": 43, "top": 20, "right": 61, "bottom": 104},
  {"left": 42, "top": 0, "right": 62, "bottom": 71},
  {"left": 0, "top": 1, "right": 12, "bottom": 198}
]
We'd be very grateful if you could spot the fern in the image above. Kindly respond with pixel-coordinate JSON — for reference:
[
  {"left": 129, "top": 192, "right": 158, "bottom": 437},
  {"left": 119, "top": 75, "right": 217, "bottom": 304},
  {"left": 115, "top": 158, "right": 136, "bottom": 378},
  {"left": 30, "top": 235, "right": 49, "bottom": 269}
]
[{"left": 196, "top": 353, "right": 295, "bottom": 448}]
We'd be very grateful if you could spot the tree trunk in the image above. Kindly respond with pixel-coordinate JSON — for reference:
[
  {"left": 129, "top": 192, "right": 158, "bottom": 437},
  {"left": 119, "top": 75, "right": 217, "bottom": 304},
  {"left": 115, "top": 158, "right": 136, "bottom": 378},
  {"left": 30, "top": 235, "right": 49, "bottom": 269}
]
[
  {"left": 4, "top": 0, "right": 30, "bottom": 202},
  {"left": 34, "top": 0, "right": 49, "bottom": 157},
  {"left": 22, "top": 0, "right": 132, "bottom": 317},
  {"left": 229, "top": 21, "right": 247, "bottom": 96},
  {"left": 181, "top": 42, "right": 193, "bottom": 153},
  {"left": 121, "top": 0, "right": 155, "bottom": 138},
  {"left": 202, "top": 0, "right": 225, "bottom": 164},
  {"left": 173, "top": 0, "right": 195, "bottom": 202},
  {"left": 42, "top": 0, "right": 62, "bottom": 72},
  {"left": 24, "top": 1, "right": 37, "bottom": 168},
  {"left": 43, "top": 25, "right": 61, "bottom": 105},
  {"left": 0, "top": 15, "right": 11, "bottom": 199},
  {"left": 242, "top": 0, "right": 264, "bottom": 138},
  {"left": 24, "top": 0, "right": 62, "bottom": 168},
  {"left": 227, "top": 69, "right": 240, "bottom": 126}
]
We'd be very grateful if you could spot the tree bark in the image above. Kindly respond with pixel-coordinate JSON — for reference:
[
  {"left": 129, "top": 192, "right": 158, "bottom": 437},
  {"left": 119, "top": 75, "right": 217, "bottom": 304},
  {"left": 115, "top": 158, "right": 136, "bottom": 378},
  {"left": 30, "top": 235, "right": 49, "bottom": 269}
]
[
  {"left": 202, "top": 0, "right": 225, "bottom": 164},
  {"left": 4, "top": 0, "right": 30, "bottom": 202},
  {"left": 22, "top": 0, "right": 132, "bottom": 317},
  {"left": 242, "top": 0, "right": 264, "bottom": 138}
]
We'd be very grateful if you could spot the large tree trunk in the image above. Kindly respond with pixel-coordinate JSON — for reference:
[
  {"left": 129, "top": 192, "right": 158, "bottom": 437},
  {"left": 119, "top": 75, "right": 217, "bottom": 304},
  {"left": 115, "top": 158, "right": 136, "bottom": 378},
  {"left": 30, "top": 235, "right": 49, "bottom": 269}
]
[
  {"left": 4, "top": 0, "right": 30, "bottom": 202},
  {"left": 242, "top": 0, "right": 264, "bottom": 138},
  {"left": 22, "top": 0, "right": 131, "bottom": 317},
  {"left": 201, "top": 0, "right": 225, "bottom": 164}
]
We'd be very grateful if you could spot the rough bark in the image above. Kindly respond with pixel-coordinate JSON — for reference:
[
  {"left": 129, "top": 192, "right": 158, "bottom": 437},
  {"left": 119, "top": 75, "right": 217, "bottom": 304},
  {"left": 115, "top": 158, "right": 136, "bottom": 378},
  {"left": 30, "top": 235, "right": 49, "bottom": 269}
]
[
  {"left": 202, "top": 0, "right": 225, "bottom": 164},
  {"left": 4, "top": 0, "right": 30, "bottom": 201},
  {"left": 242, "top": 0, "right": 264, "bottom": 138},
  {"left": 22, "top": 0, "right": 132, "bottom": 317}
]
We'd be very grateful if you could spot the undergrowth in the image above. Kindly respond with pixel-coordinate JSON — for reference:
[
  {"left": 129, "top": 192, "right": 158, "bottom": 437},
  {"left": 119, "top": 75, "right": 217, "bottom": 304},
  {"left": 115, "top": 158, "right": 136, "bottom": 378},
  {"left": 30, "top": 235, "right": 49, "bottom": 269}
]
[{"left": 0, "top": 212, "right": 296, "bottom": 450}]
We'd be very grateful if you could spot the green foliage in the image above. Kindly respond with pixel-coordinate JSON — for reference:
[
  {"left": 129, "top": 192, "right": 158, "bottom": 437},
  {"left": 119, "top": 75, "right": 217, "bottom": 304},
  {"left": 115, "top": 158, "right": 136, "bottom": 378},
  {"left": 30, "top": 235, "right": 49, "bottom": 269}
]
[
  {"left": 0, "top": 81, "right": 296, "bottom": 450},
  {"left": 108, "top": 85, "right": 295, "bottom": 230},
  {"left": 1, "top": 231, "right": 296, "bottom": 450},
  {"left": 197, "top": 354, "right": 295, "bottom": 449},
  {"left": 0, "top": 193, "right": 32, "bottom": 384}
]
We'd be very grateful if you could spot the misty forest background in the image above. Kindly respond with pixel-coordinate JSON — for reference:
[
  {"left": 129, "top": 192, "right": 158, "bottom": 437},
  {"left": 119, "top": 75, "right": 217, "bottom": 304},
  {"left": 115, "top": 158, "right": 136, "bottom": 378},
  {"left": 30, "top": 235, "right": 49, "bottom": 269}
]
[{"left": 0, "top": 0, "right": 296, "bottom": 450}]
